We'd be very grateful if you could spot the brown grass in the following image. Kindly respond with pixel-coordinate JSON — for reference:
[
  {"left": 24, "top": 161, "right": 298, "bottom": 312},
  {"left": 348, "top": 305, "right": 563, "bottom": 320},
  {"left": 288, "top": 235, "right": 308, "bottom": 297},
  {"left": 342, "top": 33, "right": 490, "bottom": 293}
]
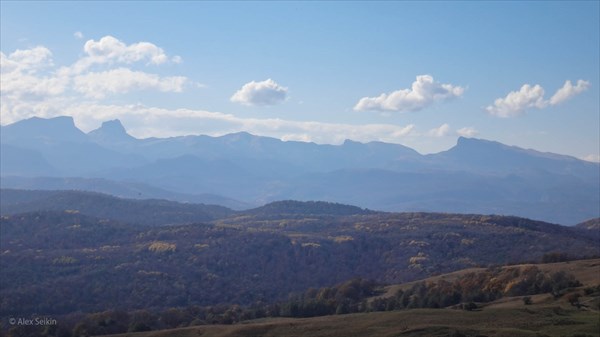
[{"left": 100, "top": 306, "right": 599, "bottom": 337}]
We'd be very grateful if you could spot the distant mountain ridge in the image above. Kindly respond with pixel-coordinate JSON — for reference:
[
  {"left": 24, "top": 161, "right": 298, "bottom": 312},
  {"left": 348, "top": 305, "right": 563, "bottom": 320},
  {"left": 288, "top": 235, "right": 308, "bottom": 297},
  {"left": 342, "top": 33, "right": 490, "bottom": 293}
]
[
  {"left": 0, "top": 176, "right": 251, "bottom": 210},
  {"left": 1, "top": 116, "right": 598, "bottom": 225}
]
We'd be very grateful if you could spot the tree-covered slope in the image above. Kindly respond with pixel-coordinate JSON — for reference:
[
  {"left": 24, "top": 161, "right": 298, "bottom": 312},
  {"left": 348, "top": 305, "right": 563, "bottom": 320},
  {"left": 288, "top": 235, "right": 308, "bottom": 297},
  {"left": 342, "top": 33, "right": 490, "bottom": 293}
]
[{"left": 1, "top": 203, "right": 597, "bottom": 317}]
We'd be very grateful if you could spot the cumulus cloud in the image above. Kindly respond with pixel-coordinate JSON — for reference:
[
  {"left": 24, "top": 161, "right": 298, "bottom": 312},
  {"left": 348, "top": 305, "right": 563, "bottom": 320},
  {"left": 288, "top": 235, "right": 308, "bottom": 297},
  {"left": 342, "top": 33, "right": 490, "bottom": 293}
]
[
  {"left": 1, "top": 71, "right": 68, "bottom": 99},
  {"left": 73, "top": 68, "right": 187, "bottom": 99},
  {"left": 1, "top": 37, "right": 189, "bottom": 106},
  {"left": 0, "top": 47, "right": 69, "bottom": 100},
  {"left": 485, "top": 84, "right": 547, "bottom": 117},
  {"left": 427, "top": 123, "right": 450, "bottom": 137},
  {"left": 1, "top": 46, "right": 53, "bottom": 74},
  {"left": 487, "top": 80, "right": 590, "bottom": 117},
  {"left": 549, "top": 80, "right": 590, "bottom": 105},
  {"left": 353, "top": 75, "right": 464, "bottom": 112},
  {"left": 231, "top": 79, "right": 288, "bottom": 106},
  {"left": 84, "top": 35, "right": 168, "bottom": 65},
  {"left": 456, "top": 127, "right": 479, "bottom": 137},
  {"left": 66, "top": 35, "right": 181, "bottom": 75},
  {"left": 74, "top": 31, "right": 84, "bottom": 39}
]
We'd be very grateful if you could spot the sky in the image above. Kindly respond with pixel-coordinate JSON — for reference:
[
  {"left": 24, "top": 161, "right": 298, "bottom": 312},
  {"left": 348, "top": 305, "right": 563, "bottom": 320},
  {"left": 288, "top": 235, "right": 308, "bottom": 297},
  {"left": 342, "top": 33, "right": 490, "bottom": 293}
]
[{"left": 1, "top": 1, "right": 599, "bottom": 161}]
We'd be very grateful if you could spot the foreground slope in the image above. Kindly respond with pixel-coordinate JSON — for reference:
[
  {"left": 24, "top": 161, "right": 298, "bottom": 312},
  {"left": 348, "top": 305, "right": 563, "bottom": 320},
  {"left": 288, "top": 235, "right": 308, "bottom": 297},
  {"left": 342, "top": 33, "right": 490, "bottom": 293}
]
[
  {"left": 100, "top": 308, "right": 600, "bottom": 337},
  {"left": 101, "top": 259, "right": 600, "bottom": 337}
]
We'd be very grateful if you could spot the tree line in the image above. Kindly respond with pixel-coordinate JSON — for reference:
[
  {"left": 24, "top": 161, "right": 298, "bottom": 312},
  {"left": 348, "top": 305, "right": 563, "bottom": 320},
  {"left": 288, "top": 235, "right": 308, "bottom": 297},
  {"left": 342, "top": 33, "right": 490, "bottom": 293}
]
[{"left": 2, "top": 267, "right": 585, "bottom": 337}]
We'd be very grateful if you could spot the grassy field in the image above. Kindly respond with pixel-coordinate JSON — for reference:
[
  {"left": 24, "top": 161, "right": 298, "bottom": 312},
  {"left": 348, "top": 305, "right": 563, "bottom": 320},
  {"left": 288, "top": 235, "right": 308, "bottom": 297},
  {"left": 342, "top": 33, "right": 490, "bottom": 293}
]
[
  {"left": 100, "top": 259, "right": 600, "bottom": 337},
  {"left": 101, "top": 306, "right": 599, "bottom": 337}
]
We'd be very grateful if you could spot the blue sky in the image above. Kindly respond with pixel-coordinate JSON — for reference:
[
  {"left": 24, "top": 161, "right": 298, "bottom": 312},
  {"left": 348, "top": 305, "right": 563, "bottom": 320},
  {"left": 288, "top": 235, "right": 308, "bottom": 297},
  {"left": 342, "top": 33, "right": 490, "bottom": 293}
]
[{"left": 1, "top": 1, "right": 598, "bottom": 160}]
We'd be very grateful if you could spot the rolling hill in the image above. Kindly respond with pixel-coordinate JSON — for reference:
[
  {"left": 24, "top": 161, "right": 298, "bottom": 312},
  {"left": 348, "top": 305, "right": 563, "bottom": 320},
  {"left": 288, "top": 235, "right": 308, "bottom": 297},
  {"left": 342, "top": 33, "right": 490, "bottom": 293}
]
[
  {"left": 0, "top": 189, "right": 234, "bottom": 226},
  {"left": 93, "top": 259, "right": 600, "bottom": 337},
  {"left": 1, "top": 192, "right": 598, "bottom": 319}
]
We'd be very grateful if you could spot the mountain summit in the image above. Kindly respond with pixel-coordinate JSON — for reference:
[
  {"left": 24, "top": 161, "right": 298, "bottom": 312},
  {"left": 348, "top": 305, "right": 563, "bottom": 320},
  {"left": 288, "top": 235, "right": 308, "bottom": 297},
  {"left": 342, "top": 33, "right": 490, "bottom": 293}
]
[
  {"left": 88, "top": 119, "right": 135, "bottom": 144},
  {"left": 0, "top": 116, "right": 87, "bottom": 144},
  {"left": 431, "top": 137, "right": 596, "bottom": 177},
  {"left": 90, "top": 119, "right": 130, "bottom": 137}
]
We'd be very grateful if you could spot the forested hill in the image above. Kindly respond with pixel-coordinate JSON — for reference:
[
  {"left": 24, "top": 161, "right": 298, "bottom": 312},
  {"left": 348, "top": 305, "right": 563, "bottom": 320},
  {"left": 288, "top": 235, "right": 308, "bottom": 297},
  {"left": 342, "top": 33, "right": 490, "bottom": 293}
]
[
  {"left": 0, "top": 189, "right": 373, "bottom": 225},
  {"left": 1, "top": 191, "right": 598, "bottom": 317},
  {"left": 0, "top": 188, "right": 234, "bottom": 226},
  {"left": 244, "top": 200, "right": 374, "bottom": 217}
]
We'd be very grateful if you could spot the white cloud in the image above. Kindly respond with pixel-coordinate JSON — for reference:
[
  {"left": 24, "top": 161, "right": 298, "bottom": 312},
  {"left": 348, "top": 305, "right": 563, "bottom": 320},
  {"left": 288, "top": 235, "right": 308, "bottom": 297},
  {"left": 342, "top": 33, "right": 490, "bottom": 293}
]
[
  {"left": 74, "top": 31, "right": 84, "bottom": 39},
  {"left": 549, "top": 80, "right": 590, "bottom": 105},
  {"left": 1, "top": 71, "right": 69, "bottom": 98},
  {"left": 0, "top": 47, "right": 69, "bottom": 100},
  {"left": 65, "top": 35, "right": 181, "bottom": 75},
  {"left": 486, "top": 84, "right": 547, "bottom": 117},
  {"left": 231, "top": 79, "right": 288, "bottom": 106},
  {"left": 427, "top": 123, "right": 450, "bottom": 137},
  {"left": 84, "top": 35, "right": 168, "bottom": 65},
  {"left": 581, "top": 154, "right": 600, "bottom": 163},
  {"left": 1, "top": 46, "right": 53, "bottom": 74},
  {"left": 487, "top": 80, "right": 590, "bottom": 117},
  {"left": 73, "top": 68, "right": 187, "bottom": 99},
  {"left": 456, "top": 127, "right": 479, "bottom": 137},
  {"left": 1, "top": 37, "right": 189, "bottom": 106},
  {"left": 353, "top": 75, "right": 464, "bottom": 112}
]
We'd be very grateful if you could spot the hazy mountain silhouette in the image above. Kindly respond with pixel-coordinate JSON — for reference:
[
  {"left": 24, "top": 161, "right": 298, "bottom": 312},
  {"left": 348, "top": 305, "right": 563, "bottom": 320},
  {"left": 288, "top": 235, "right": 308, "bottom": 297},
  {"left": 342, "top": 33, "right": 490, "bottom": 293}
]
[
  {"left": 1, "top": 116, "right": 598, "bottom": 224},
  {"left": 87, "top": 119, "right": 137, "bottom": 146},
  {"left": 429, "top": 136, "right": 599, "bottom": 179},
  {"left": 0, "top": 176, "right": 251, "bottom": 210},
  {"left": 1, "top": 117, "right": 146, "bottom": 175}
]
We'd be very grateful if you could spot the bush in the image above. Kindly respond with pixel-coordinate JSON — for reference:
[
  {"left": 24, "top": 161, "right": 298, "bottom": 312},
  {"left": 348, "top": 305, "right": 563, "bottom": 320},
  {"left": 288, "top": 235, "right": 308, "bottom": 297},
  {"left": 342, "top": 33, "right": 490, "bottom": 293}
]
[{"left": 567, "top": 293, "right": 581, "bottom": 306}]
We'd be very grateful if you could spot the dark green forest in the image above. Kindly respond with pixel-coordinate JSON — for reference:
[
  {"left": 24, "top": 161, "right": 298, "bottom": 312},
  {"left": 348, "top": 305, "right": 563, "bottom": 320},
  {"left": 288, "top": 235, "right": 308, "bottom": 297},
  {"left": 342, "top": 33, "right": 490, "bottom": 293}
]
[{"left": 1, "top": 190, "right": 599, "bottom": 336}]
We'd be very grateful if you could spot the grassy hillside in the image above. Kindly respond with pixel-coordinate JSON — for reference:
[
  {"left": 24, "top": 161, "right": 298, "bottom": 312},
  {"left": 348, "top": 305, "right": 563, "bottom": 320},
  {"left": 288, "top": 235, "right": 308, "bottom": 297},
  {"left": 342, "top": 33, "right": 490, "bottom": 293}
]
[
  {"left": 99, "top": 308, "right": 599, "bottom": 337},
  {"left": 378, "top": 258, "right": 600, "bottom": 299}
]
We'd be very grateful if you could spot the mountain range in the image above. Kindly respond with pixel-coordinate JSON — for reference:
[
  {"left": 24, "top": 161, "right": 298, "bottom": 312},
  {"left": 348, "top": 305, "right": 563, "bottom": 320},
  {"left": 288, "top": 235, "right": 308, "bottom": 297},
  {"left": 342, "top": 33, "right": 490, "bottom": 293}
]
[{"left": 1, "top": 116, "right": 599, "bottom": 225}]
